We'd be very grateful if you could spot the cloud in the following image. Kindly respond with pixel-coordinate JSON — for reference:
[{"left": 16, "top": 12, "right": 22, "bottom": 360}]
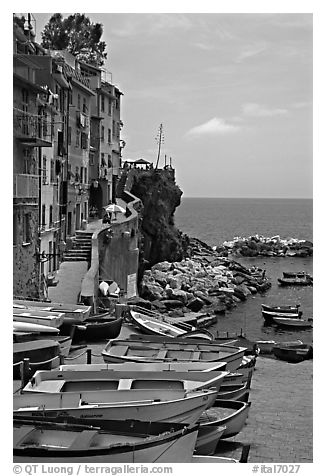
[
  {"left": 185, "top": 117, "right": 240, "bottom": 137},
  {"left": 236, "top": 44, "right": 267, "bottom": 63},
  {"left": 242, "top": 103, "right": 288, "bottom": 117}
]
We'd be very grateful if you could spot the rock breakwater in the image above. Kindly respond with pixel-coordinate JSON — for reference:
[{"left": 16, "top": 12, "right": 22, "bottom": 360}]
[
  {"left": 216, "top": 235, "right": 313, "bottom": 258},
  {"left": 135, "top": 238, "right": 271, "bottom": 318}
]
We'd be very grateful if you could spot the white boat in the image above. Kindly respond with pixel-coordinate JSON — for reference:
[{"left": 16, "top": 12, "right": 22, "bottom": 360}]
[
  {"left": 13, "top": 322, "right": 60, "bottom": 334},
  {"left": 256, "top": 339, "right": 303, "bottom": 354},
  {"left": 13, "top": 300, "right": 91, "bottom": 323},
  {"left": 23, "top": 369, "right": 228, "bottom": 394},
  {"left": 129, "top": 310, "right": 187, "bottom": 337},
  {"left": 192, "top": 455, "right": 238, "bottom": 463},
  {"left": 59, "top": 361, "right": 229, "bottom": 372},
  {"left": 13, "top": 308, "right": 64, "bottom": 328},
  {"left": 198, "top": 400, "right": 251, "bottom": 438},
  {"left": 13, "top": 417, "right": 198, "bottom": 463},
  {"left": 216, "top": 383, "right": 249, "bottom": 401},
  {"left": 13, "top": 388, "right": 218, "bottom": 425},
  {"left": 195, "top": 425, "right": 226, "bottom": 455},
  {"left": 102, "top": 338, "right": 246, "bottom": 371}
]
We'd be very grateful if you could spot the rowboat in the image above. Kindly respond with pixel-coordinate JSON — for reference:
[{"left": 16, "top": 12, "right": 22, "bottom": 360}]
[
  {"left": 215, "top": 384, "right": 249, "bottom": 401},
  {"left": 72, "top": 317, "right": 123, "bottom": 342},
  {"left": 195, "top": 425, "right": 226, "bottom": 455},
  {"left": 272, "top": 343, "right": 313, "bottom": 363},
  {"left": 13, "top": 388, "right": 218, "bottom": 424},
  {"left": 262, "top": 310, "right": 302, "bottom": 324},
  {"left": 59, "top": 361, "right": 229, "bottom": 372},
  {"left": 13, "top": 300, "right": 92, "bottom": 323},
  {"left": 101, "top": 337, "right": 247, "bottom": 371},
  {"left": 13, "top": 309, "right": 64, "bottom": 328},
  {"left": 278, "top": 277, "right": 313, "bottom": 286},
  {"left": 128, "top": 310, "right": 189, "bottom": 338},
  {"left": 13, "top": 417, "right": 198, "bottom": 463},
  {"left": 270, "top": 316, "right": 313, "bottom": 329},
  {"left": 180, "top": 329, "right": 215, "bottom": 341},
  {"left": 192, "top": 444, "right": 250, "bottom": 463},
  {"left": 23, "top": 369, "right": 228, "bottom": 394},
  {"left": 283, "top": 271, "right": 312, "bottom": 279},
  {"left": 13, "top": 322, "right": 60, "bottom": 334},
  {"left": 13, "top": 340, "right": 61, "bottom": 379},
  {"left": 13, "top": 334, "right": 72, "bottom": 358},
  {"left": 255, "top": 340, "right": 303, "bottom": 355},
  {"left": 261, "top": 304, "right": 300, "bottom": 313},
  {"left": 198, "top": 399, "right": 251, "bottom": 439}
]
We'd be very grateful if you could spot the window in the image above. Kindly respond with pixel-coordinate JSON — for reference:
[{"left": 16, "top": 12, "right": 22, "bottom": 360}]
[
  {"left": 81, "top": 132, "right": 88, "bottom": 149},
  {"left": 112, "top": 121, "right": 115, "bottom": 137},
  {"left": 67, "top": 163, "right": 72, "bottom": 180},
  {"left": 13, "top": 212, "right": 18, "bottom": 246},
  {"left": 50, "top": 159, "right": 55, "bottom": 183},
  {"left": 82, "top": 98, "right": 87, "bottom": 114},
  {"left": 49, "top": 205, "right": 53, "bottom": 225},
  {"left": 107, "top": 154, "right": 112, "bottom": 167},
  {"left": 115, "top": 97, "right": 119, "bottom": 109},
  {"left": 84, "top": 168, "right": 87, "bottom": 184},
  {"left": 42, "top": 205, "right": 46, "bottom": 226},
  {"left": 76, "top": 130, "right": 80, "bottom": 148},
  {"left": 42, "top": 156, "right": 47, "bottom": 184},
  {"left": 68, "top": 126, "right": 71, "bottom": 145},
  {"left": 89, "top": 152, "right": 94, "bottom": 166},
  {"left": 80, "top": 167, "right": 84, "bottom": 184},
  {"left": 75, "top": 166, "right": 80, "bottom": 183},
  {"left": 101, "top": 125, "right": 104, "bottom": 142},
  {"left": 23, "top": 213, "right": 31, "bottom": 243},
  {"left": 77, "top": 94, "right": 81, "bottom": 110},
  {"left": 57, "top": 130, "right": 64, "bottom": 156},
  {"left": 108, "top": 100, "right": 112, "bottom": 116},
  {"left": 101, "top": 153, "right": 106, "bottom": 167},
  {"left": 108, "top": 129, "right": 111, "bottom": 143},
  {"left": 101, "top": 95, "right": 105, "bottom": 112}
]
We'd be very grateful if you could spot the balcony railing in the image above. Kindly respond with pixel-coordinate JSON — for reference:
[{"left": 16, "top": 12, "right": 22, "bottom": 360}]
[
  {"left": 13, "top": 107, "right": 53, "bottom": 145},
  {"left": 13, "top": 174, "right": 39, "bottom": 199}
]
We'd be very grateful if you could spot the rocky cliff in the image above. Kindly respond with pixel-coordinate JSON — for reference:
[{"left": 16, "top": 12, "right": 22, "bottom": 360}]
[{"left": 130, "top": 169, "right": 189, "bottom": 280}]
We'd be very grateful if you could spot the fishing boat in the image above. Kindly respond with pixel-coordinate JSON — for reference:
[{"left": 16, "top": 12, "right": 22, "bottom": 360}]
[
  {"left": 72, "top": 316, "right": 123, "bottom": 342},
  {"left": 13, "top": 322, "right": 60, "bottom": 334},
  {"left": 13, "top": 334, "right": 72, "bottom": 358},
  {"left": 261, "top": 303, "right": 300, "bottom": 313},
  {"left": 215, "top": 384, "right": 249, "bottom": 401},
  {"left": 269, "top": 316, "right": 313, "bottom": 329},
  {"left": 13, "top": 340, "right": 61, "bottom": 379},
  {"left": 59, "top": 361, "right": 229, "bottom": 372},
  {"left": 128, "top": 310, "right": 190, "bottom": 338},
  {"left": 198, "top": 399, "right": 251, "bottom": 439},
  {"left": 13, "top": 309, "right": 64, "bottom": 329},
  {"left": 195, "top": 425, "right": 226, "bottom": 455},
  {"left": 283, "top": 271, "right": 312, "bottom": 279},
  {"left": 262, "top": 310, "right": 302, "bottom": 324},
  {"left": 278, "top": 277, "right": 313, "bottom": 286},
  {"left": 180, "top": 329, "right": 215, "bottom": 341},
  {"left": 13, "top": 417, "right": 199, "bottom": 463},
  {"left": 13, "top": 388, "right": 218, "bottom": 424},
  {"left": 23, "top": 369, "right": 228, "bottom": 394},
  {"left": 101, "top": 337, "right": 247, "bottom": 371},
  {"left": 13, "top": 300, "right": 92, "bottom": 324},
  {"left": 192, "top": 444, "right": 250, "bottom": 463},
  {"left": 255, "top": 339, "right": 303, "bottom": 355},
  {"left": 272, "top": 343, "right": 313, "bottom": 363}
]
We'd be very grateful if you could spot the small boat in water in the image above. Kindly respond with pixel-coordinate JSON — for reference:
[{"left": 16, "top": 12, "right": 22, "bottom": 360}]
[
  {"left": 261, "top": 304, "right": 300, "bottom": 313},
  {"left": 13, "top": 417, "right": 199, "bottom": 463},
  {"left": 283, "top": 271, "right": 312, "bottom": 280},
  {"left": 262, "top": 310, "right": 302, "bottom": 324},
  {"left": 272, "top": 343, "right": 313, "bottom": 363},
  {"left": 255, "top": 340, "right": 303, "bottom": 355},
  {"left": 270, "top": 316, "right": 313, "bottom": 329},
  {"left": 13, "top": 340, "right": 61, "bottom": 379},
  {"left": 278, "top": 277, "right": 313, "bottom": 286},
  {"left": 101, "top": 337, "right": 247, "bottom": 371},
  {"left": 128, "top": 310, "right": 190, "bottom": 338},
  {"left": 13, "top": 388, "right": 218, "bottom": 425}
]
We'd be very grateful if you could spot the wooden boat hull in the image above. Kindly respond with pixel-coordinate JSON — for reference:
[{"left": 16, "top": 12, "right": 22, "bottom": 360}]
[
  {"left": 273, "top": 344, "right": 313, "bottom": 363},
  {"left": 256, "top": 340, "right": 303, "bottom": 355},
  {"left": 13, "top": 300, "right": 92, "bottom": 323},
  {"left": 195, "top": 425, "right": 226, "bottom": 455},
  {"left": 262, "top": 310, "right": 301, "bottom": 325},
  {"left": 73, "top": 317, "right": 123, "bottom": 342},
  {"left": 13, "top": 335, "right": 72, "bottom": 358},
  {"left": 216, "top": 384, "right": 248, "bottom": 401},
  {"left": 13, "top": 389, "right": 218, "bottom": 425},
  {"left": 102, "top": 337, "right": 246, "bottom": 371},
  {"left": 13, "top": 418, "right": 198, "bottom": 463},
  {"left": 198, "top": 400, "right": 251, "bottom": 438},
  {"left": 270, "top": 316, "right": 312, "bottom": 329},
  {"left": 13, "top": 340, "right": 61, "bottom": 379},
  {"left": 13, "top": 309, "right": 64, "bottom": 328},
  {"left": 261, "top": 304, "right": 300, "bottom": 313},
  {"left": 59, "top": 361, "right": 228, "bottom": 372},
  {"left": 129, "top": 310, "right": 186, "bottom": 338},
  {"left": 13, "top": 322, "right": 60, "bottom": 334},
  {"left": 278, "top": 278, "right": 312, "bottom": 286}
]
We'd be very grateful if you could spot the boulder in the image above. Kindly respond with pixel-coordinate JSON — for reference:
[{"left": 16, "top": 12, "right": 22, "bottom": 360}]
[
  {"left": 160, "top": 299, "right": 184, "bottom": 309},
  {"left": 187, "top": 297, "right": 205, "bottom": 312}
]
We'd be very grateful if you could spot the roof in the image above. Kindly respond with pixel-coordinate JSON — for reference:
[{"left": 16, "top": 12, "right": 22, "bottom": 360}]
[{"left": 13, "top": 54, "right": 43, "bottom": 69}]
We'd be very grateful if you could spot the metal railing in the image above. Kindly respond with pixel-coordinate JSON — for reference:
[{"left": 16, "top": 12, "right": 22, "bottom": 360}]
[{"left": 13, "top": 107, "right": 53, "bottom": 141}]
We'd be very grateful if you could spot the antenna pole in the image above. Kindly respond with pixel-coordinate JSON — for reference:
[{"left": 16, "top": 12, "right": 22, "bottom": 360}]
[{"left": 155, "top": 124, "right": 164, "bottom": 169}]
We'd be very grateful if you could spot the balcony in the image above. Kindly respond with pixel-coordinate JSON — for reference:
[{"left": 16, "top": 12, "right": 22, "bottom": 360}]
[
  {"left": 13, "top": 174, "right": 39, "bottom": 199},
  {"left": 13, "top": 108, "right": 53, "bottom": 147}
]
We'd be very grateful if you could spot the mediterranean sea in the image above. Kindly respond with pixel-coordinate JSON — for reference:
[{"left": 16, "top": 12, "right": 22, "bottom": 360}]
[{"left": 175, "top": 197, "right": 313, "bottom": 343}]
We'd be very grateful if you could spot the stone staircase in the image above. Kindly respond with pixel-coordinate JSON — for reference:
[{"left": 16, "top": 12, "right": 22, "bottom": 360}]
[
  {"left": 63, "top": 231, "right": 93, "bottom": 262},
  {"left": 116, "top": 170, "right": 128, "bottom": 198}
]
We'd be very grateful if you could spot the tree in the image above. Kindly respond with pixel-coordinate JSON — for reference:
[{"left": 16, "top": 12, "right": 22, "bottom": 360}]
[{"left": 41, "top": 13, "right": 107, "bottom": 66}]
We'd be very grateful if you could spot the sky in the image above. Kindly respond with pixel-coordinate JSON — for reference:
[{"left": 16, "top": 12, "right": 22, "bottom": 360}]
[{"left": 30, "top": 12, "right": 313, "bottom": 198}]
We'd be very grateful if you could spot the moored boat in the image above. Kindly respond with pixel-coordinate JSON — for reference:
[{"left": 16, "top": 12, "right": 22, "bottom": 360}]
[
  {"left": 13, "top": 309, "right": 64, "bottom": 328},
  {"left": 272, "top": 343, "right": 313, "bottom": 363},
  {"left": 269, "top": 316, "right": 313, "bottom": 329},
  {"left": 195, "top": 425, "right": 226, "bottom": 455},
  {"left": 128, "top": 310, "right": 188, "bottom": 338},
  {"left": 72, "top": 316, "right": 123, "bottom": 342},
  {"left": 283, "top": 271, "right": 312, "bottom": 279},
  {"left": 59, "top": 361, "right": 229, "bottom": 372},
  {"left": 13, "top": 340, "right": 61, "bottom": 379},
  {"left": 262, "top": 310, "right": 302, "bottom": 324},
  {"left": 13, "top": 322, "right": 60, "bottom": 334},
  {"left": 198, "top": 399, "right": 251, "bottom": 439},
  {"left": 101, "top": 337, "right": 247, "bottom": 371},
  {"left": 13, "top": 417, "right": 199, "bottom": 463},
  {"left": 13, "top": 334, "right": 72, "bottom": 358},
  {"left": 278, "top": 277, "right": 313, "bottom": 286},
  {"left": 255, "top": 339, "right": 303, "bottom": 355},
  {"left": 261, "top": 303, "right": 300, "bottom": 313},
  {"left": 13, "top": 388, "right": 218, "bottom": 424},
  {"left": 13, "top": 300, "right": 92, "bottom": 323}
]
